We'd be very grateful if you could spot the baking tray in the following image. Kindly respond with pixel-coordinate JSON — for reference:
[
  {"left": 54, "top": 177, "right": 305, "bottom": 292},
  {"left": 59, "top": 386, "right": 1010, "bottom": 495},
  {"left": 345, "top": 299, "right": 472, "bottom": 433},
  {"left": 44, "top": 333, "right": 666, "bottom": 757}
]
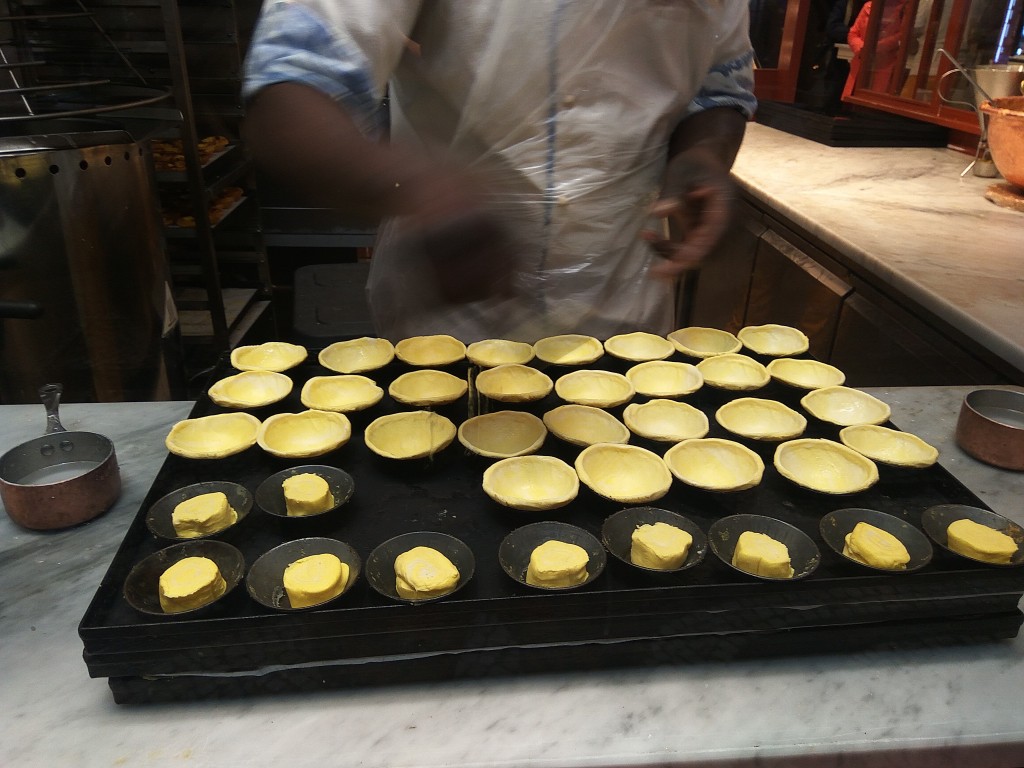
[{"left": 79, "top": 349, "right": 1024, "bottom": 703}]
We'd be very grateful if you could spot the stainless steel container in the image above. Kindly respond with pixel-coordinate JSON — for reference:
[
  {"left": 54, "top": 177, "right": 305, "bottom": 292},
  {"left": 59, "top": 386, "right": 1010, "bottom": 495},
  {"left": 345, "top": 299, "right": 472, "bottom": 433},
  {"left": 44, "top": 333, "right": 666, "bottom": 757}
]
[{"left": 0, "top": 120, "right": 183, "bottom": 403}]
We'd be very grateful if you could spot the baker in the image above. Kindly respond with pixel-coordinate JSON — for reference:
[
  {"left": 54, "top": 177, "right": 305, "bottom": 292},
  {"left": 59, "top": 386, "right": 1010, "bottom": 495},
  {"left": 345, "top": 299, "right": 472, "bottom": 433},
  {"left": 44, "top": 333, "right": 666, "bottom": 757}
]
[{"left": 241, "top": 1, "right": 757, "bottom": 343}]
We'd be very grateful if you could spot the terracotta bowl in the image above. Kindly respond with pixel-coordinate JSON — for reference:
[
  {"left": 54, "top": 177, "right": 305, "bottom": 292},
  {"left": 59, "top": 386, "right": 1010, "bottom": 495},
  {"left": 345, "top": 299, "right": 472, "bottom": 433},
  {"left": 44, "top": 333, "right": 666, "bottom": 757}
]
[{"left": 981, "top": 96, "right": 1024, "bottom": 189}]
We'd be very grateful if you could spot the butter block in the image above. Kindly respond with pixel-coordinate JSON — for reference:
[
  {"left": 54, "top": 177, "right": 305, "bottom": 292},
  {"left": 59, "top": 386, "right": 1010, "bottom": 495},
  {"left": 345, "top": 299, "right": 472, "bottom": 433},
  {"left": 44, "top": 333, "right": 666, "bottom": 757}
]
[
  {"left": 947, "top": 519, "right": 1017, "bottom": 564},
  {"left": 525, "top": 540, "right": 589, "bottom": 588},
  {"left": 171, "top": 491, "right": 237, "bottom": 538},
  {"left": 630, "top": 522, "right": 692, "bottom": 570},
  {"left": 159, "top": 556, "right": 227, "bottom": 613},
  {"left": 731, "top": 531, "right": 794, "bottom": 578},
  {"left": 843, "top": 521, "right": 910, "bottom": 570},
  {"left": 282, "top": 473, "right": 335, "bottom": 517},
  {"left": 283, "top": 553, "right": 349, "bottom": 608},
  {"left": 394, "top": 546, "right": 460, "bottom": 600}
]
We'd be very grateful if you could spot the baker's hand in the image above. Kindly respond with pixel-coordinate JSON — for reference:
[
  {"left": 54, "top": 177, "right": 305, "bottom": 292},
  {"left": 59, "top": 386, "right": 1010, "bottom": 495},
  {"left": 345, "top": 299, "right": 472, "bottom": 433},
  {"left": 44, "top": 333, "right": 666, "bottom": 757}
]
[
  {"left": 397, "top": 169, "right": 520, "bottom": 304},
  {"left": 642, "top": 145, "right": 735, "bottom": 280}
]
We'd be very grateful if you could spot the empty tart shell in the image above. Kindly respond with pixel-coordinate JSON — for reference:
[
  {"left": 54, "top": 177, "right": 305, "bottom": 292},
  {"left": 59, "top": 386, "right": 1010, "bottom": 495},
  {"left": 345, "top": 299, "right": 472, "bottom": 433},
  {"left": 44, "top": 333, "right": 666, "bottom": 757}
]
[
  {"left": 466, "top": 338, "right": 535, "bottom": 367},
  {"left": 482, "top": 455, "right": 579, "bottom": 511},
  {"left": 300, "top": 375, "right": 384, "bottom": 413},
  {"left": 555, "top": 369, "right": 634, "bottom": 408},
  {"left": 543, "top": 404, "right": 630, "bottom": 447},
  {"left": 388, "top": 370, "right": 468, "bottom": 406},
  {"left": 664, "top": 438, "right": 765, "bottom": 492},
  {"left": 766, "top": 358, "right": 845, "bottom": 390},
  {"left": 715, "top": 397, "right": 807, "bottom": 441},
  {"left": 533, "top": 334, "right": 604, "bottom": 365},
  {"left": 603, "top": 332, "right": 675, "bottom": 362},
  {"left": 230, "top": 341, "right": 308, "bottom": 372},
  {"left": 696, "top": 353, "right": 770, "bottom": 391},
  {"left": 575, "top": 444, "right": 672, "bottom": 504},
  {"left": 458, "top": 411, "right": 547, "bottom": 458},
  {"left": 839, "top": 425, "right": 939, "bottom": 468},
  {"left": 394, "top": 334, "right": 466, "bottom": 367},
  {"left": 257, "top": 410, "right": 352, "bottom": 458},
  {"left": 207, "top": 370, "right": 293, "bottom": 409},
  {"left": 166, "top": 412, "right": 261, "bottom": 459},
  {"left": 801, "top": 386, "right": 891, "bottom": 427},
  {"left": 364, "top": 410, "right": 457, "bottom": 460},
  {"left": 667, "top": 326, "right": 742, "bottom": 358},
  {"left": 625, "top": 360, "right": 703, "bottom": 397},
  {"left": 318, "top": 337, "right": 395, "bottom": 374},
  {"left": 623, "top": 399, "right": 709, "bottom": 442},
  {"left": 737, "top": 324, "right": 809, "bottom": 357},
  {"left": 774, "top": 438, "right": 879, "bottom": 494},
  {"left": 476, "top": 364, "right": 553, "bottom": 403}
]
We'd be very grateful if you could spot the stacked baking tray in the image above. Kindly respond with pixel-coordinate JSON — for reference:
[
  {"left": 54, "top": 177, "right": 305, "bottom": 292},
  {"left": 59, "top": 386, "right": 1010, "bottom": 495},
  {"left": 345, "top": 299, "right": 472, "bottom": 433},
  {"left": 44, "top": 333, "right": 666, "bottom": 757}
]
[{"left": 79, "top": 347, "right": 1024, "bottom": 704}]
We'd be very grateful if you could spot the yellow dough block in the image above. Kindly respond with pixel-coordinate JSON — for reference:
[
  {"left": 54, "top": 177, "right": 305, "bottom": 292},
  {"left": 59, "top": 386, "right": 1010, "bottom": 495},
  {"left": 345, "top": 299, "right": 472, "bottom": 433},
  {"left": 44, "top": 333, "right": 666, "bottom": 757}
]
[
  {"left": 525, "top": 540, "right": 589, "bottom": 588},
  {"left": 732, "top": 531, "right": 794, "bottom": 578},
  {"left": 283, "top": 553, "right": 349, "bottom": 608},
  {"left": 282, "top": 473, "right": 335, "bottom": 517},
  {"left": 630, "top": 522, "right": 692, "bottom": 570},
  {"left": 843, "top": 521, "right": 910, "bottom": 570},
  {"left": 394, "top": 546, "right": 460, "bottom": 600},
  {"left": 171, "top": 491, "right": 237, "bottom": 538},
  {"left": 947, "top": 519, "right": 1017, "bottom": 564},
  {"left": 159, "top": 556, "right": 227, "bottom": 613}
]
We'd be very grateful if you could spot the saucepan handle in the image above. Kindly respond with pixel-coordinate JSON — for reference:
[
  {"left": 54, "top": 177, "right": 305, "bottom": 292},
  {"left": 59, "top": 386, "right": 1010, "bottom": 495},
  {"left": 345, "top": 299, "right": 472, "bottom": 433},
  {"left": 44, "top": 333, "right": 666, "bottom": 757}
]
[{"left": 39, "top": 383, "right": 67, "bottom": 435}]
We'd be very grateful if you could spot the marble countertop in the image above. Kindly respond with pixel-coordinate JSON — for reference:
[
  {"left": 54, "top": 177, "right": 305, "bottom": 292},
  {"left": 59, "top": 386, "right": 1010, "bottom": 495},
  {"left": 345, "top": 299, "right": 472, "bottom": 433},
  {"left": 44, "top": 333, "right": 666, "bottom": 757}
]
[
  {"left": 3, "top": 389, "right": 1024, "bottom": 768},
  {"left": 732, "top": 123, "right": 1024, "bottom": 377}
]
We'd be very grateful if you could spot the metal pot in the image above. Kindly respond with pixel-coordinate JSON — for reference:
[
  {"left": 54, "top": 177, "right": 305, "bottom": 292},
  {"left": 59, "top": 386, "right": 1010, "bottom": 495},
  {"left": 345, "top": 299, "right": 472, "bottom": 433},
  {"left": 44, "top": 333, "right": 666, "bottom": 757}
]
[{"left": 0, "top": 384, "right": 121, "bottom": 530}]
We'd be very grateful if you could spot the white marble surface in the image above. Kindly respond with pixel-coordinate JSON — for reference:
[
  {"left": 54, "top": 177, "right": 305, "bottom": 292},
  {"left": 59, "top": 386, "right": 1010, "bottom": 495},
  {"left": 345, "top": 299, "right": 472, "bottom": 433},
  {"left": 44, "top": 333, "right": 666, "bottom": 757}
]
[
  {"left": 2, "top": 389, "right": 1024, "bottom": 768},
  {"left": 732, "top": 123, "right": 1024, "bottom": 377}
]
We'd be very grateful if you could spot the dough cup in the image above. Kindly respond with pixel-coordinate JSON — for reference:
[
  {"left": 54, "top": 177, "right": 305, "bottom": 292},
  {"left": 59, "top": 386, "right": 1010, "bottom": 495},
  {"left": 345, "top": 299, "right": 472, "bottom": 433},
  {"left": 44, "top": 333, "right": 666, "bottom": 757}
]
[
  {"left": 318, "top": 337, "right": 395, "bottom": 374},
  {"left": 533, "top": 334, "right": 603, "bottom": 365},
  {"left": 364, "top": 410, "right": 457, "bottom": 460},
  {"left": 257, "top": 410, "right": 352, "bottom": 458},
  {"left": 801, "top": 386, "right": 891, "bottom": 427},
  {"left": 664, "top": 438, "right": 764, "bottom": 492},
  {"left": 696, "top": 353, "right": 769, "bottom": 391},
  {"left": 667, "top": 326, "right": 741, "bottom": 358},
  {"left": 300, "top": 375, "right": 384, "bottom": 413},
  {"left": 737, "top": 324, "right": 809, "bottom": 357},
  {"left": 230, "top": 341, "right": 307, "bottom": 372},
  {"left": 207, "top": 370, "right": 293, "bottom": 409},
  {"left": 623, "top": 399, "right": 709, "bottom": 442},
  {"left": 774, "top": 438, "right": 879, "bottom": 494},
  {"left": 603, "top": 331, "right": 675, "bottom": 362},
  {"left": 554, "top": 369, "right": 634, "bottom": 408},
  {"left": 482, "top": 455, "right": 579, "bottom": 511},
  {"left": 458, "top": 410, "right": 547, "bottom": 458},
  {"left": 166, "top": 412, "right": 261, "bottom": 459},
  {"left": 625, "top": 360, "right": 703, "bottom": 397},
  {"left": 476, "top": 364, "right": 553, "bottom": 403},
  {"left": 543, "top": 404, "right": 630, "bottom": 447},
  {"left": 466, "top": 338, "right": 535, "bottom": 367},
  {"left": 715, "top": 397, "right": 807, "bottom": 441},
  {"left": 575, "top": 444, "right": 672, "bottom": 504},
  {"left": 394, "top": 334, "right": 466, "bottom": 367},
  {"left": 839, "top": 424, "right": 938, "bottom": 468}
]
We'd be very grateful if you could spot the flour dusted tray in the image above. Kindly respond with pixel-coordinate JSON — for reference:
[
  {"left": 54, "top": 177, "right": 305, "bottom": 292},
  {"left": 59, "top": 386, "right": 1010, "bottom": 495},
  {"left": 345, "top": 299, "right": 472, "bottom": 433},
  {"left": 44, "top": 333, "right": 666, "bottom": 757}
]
[{"left": 79, "top": 348, "right": 1024, "bottom": 704}]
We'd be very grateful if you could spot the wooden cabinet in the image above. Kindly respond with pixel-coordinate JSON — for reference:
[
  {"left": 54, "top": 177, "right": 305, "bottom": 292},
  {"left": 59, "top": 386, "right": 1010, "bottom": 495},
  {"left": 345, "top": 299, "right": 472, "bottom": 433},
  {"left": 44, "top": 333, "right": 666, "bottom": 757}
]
[
  {"left": 689, "top": 195, "right": 1012, "bottom": 385},
  {"left": 744, "top": 225, "right": 852, "bottom": 362}
]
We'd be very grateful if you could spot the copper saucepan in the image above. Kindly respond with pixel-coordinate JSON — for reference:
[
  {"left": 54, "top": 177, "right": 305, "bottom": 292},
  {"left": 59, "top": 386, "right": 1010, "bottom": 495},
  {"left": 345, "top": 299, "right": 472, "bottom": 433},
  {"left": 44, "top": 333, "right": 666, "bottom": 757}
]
[{"left": 0, "top": 384, "right": 121, "bottom": 530}]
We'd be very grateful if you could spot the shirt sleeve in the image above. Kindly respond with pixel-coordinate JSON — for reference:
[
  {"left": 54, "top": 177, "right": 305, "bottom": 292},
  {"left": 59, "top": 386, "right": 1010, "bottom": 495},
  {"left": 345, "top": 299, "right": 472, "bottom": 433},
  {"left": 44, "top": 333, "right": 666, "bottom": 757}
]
[
  {"left": 685, "top": 3, "right": 758, "bottom": 119},
  {"left": 242, "top": 0, "right": 422, "bottom": 136}
]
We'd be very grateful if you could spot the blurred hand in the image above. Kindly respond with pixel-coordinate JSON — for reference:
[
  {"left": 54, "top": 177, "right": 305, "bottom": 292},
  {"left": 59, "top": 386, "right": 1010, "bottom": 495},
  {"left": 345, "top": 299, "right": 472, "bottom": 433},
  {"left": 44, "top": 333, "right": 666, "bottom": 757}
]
[
  {"left": 642, "top": 145, "right": 736, "bottom": 280},
  {"left": 396, "top": 168, "right": 520, "bottom": 304}
]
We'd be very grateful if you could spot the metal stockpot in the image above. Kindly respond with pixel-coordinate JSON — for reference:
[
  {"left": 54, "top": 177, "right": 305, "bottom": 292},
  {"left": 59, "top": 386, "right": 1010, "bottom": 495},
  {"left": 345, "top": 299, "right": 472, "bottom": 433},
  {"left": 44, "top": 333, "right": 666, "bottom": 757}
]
[{"left": 0, "top": 384, "right": 121, "bottom": 530}]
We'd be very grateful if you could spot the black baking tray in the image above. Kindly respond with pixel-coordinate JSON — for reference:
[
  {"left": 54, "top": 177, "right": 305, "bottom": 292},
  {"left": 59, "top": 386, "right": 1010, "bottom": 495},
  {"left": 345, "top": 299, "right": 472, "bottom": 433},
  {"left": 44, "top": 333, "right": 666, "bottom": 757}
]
[{"left": 79, "top": 348, "right": 1024, "bottom": 703}]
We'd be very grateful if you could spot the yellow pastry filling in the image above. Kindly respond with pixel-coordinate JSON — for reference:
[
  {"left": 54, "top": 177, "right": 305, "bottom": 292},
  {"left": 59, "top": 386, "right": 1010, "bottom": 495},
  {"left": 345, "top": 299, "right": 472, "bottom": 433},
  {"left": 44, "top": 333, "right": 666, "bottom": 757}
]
[
  {"left": 159, "top": 556, "right": 227, "bottom": 613},
  {"left": 283, "top": 553, "right": 349, "bottom": 608},
  {"left": 947, "top": 519, "right": 1017, "bottom": 564},
  {"left": 171, "top": 491, "right": 238, "bottom": 538},
  {"left": 525, "top": 540, "right": 589, "bottom": 588},
  {"left": 394, "top": 546, "right": 460, "bottom": 600},
  {"left": 843, "top": 521, "right": 910, "bottom": 570},
  {"left": 282, "top": 473, "right": 335, "bottom": 517},
  {"left": 630, "top": 522, "right": 692, "bottom": 570},
  {"left": 732, "top": 531, "right": 794, "bottom": 578}
]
